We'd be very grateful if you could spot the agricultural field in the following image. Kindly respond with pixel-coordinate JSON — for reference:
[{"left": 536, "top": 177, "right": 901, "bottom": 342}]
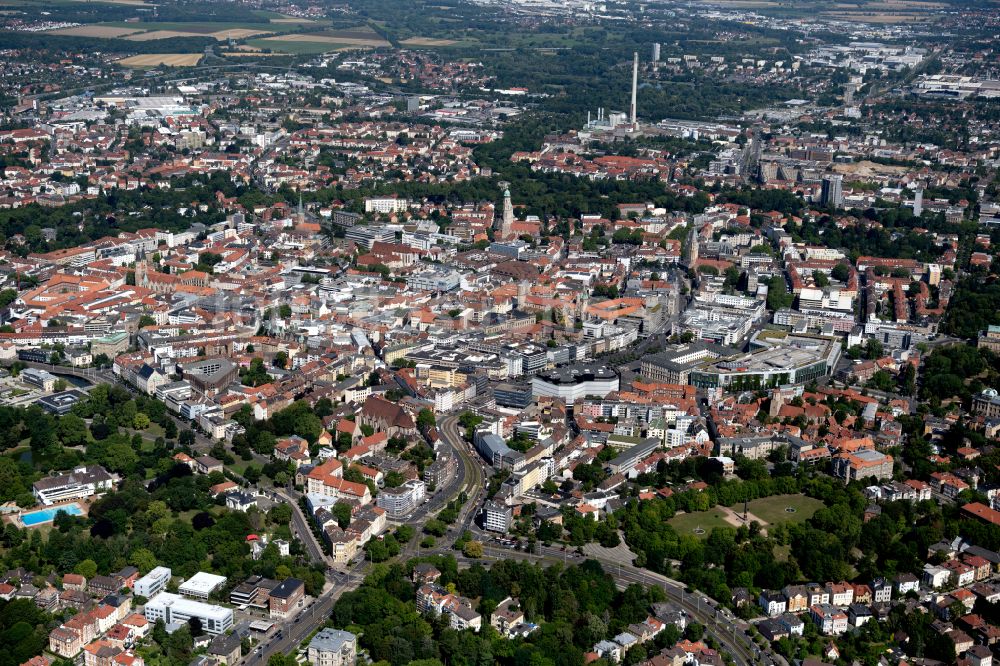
[
  {"left": 44, "top": 16, "right": 324, "bottom": 42},
  {"left": 252, "top": 26, "right": 390, "bottom": 54},
  {"left": 400, "top": 37, "right": 457, "bottom": 46},
  {"left": 245, "top": 37, "right": 352, "bottom": 55},
  {"left": 69, "top": 0, "right": 152, "bottom": 4},
  {"left": 47, "top": 25, "right": 142, "bottom": 37},
  {"left": 123, "top": 26, "right": 271, "bottom": 40},
  {"left": 117, "top": 52, "right": 202, "bottom": 67}
]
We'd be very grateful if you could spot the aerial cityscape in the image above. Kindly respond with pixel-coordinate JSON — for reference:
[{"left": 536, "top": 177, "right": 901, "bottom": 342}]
[{"left": 0, "top": 0, "right": 998, "bottom": 666}]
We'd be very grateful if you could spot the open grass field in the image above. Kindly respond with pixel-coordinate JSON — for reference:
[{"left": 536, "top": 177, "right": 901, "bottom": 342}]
[
  {"left": 745, "top": 494, "right": 825, "bottom": 526},
  {"left": 117, "top": 53, "right": 202, "bottom": 67},
  {"left": 668, "top": 508, "right": 733, "bottom": 538},
  {"left": 48, "top": 25, "right": 142, "bottom": 37},
  {"left": 668, "top": 494, "right": 824, "bottom": 539}
]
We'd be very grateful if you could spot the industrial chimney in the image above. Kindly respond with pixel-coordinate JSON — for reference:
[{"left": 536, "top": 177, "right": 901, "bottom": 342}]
[{"left": 630, "top": 51, "right": 638, "bottom": 130}]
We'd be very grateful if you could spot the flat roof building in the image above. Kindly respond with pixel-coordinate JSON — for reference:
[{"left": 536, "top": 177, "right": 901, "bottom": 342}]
[
  {"left": 144, "top": 592, "right": 233, "bottom": 635},
  {"left": 134, "top": 566, "right": 172, "bottom": 599},
  {"left": 530, "top": 363, "right": 619, "bottom": 406},
  {"left": 179, "top": 572, "right": 227, "bottom": 599}
]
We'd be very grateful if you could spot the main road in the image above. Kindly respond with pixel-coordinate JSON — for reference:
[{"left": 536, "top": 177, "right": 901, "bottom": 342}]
[
  {"left": 468, "top": 544, "right": 765, "bottom": 666},
  {"left": 49, "top": 362, "right": 768, "bottom": 666},
  {"left": 250, "top": 410, "right": 485, "bottom": 663}
]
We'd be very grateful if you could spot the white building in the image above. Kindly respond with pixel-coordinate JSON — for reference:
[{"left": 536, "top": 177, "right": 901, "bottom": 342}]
[
  {"left": 364, "top": 196, "right": 409, "bottom": 214},
  {"left": 483, "top": 501, "right": 512, "bottom": 533},
  {"left": 178, "top": 572, "right": 227, "bottom": 599},
  {"left": 375, "top": 480, "right": 426, "bottom": 518},
  {"left": 32, "top": 465, "right": 116, "bottom": 505},
  {"left": 530, "top": 364, "right": 619, "bottom": 406},
  {"left": 144, "top": 592, "right": 233, "bottom": 635},
  {"left": 307, "top": 628, "right": 358, "bottom": 666},
  {"left": 134, "top": 566, "right": 172, "bottom": 599}
]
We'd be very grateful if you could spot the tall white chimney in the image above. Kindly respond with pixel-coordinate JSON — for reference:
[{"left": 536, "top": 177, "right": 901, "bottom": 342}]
[{"left": 630, "top": 51, "right": 639, "bottom": 129}]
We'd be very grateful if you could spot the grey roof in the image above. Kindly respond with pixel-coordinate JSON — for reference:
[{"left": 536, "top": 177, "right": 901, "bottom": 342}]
[
  {"left": 208, "top": 632, "right": 242, "bottom": 655},
  {"left": 310, "top": 628, "right": 356, "bottom": 653}
]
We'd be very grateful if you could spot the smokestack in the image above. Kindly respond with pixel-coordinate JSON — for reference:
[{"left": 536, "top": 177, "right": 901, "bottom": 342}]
[{"left": 630, "top": 51, "right": 638, "bottom": 129}]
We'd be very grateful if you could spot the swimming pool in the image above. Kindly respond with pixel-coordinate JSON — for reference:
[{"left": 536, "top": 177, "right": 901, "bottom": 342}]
[{"left": 20, "top": 503, "right": 83, "bottom": 526}]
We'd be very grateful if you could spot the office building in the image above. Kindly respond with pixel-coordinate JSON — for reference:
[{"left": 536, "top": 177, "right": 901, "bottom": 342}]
[
  {"left": 144, "top": 592, "right": 233, "bottom": 635},
  {"left": 21, "top": 367, "right": 57, "bottom": 392},
  {"left": 344, "top": 225, "right": 395, "bottom": 250},
  {"left": 269, "top": 578, "right": 305, "bottom": 619},
  {"left": 483, "top": 501, "right": 512, "bottom": 533},
  {"left": 530, "top": 363, "right": 619, "bottom": 406},
  {"left": 821, "top": 174, "right": 844, "bottom": 208},
  {"left": 178, "top": 572, "right": 227, "bottom": 599},
  {"left": 376, "top": 480, "right": 426, "bottom": 518},
  {"left": 474, "top": 431, "right": 525, "bottom": 471},
  {"left": 134, "top": 566, "right": 172, "bottom": 599}
]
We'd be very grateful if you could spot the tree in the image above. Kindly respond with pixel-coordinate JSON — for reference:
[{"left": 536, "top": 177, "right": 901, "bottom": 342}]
[
  {"left": 462, "top": 540, "right": 484, "bottom": 558},
  {"left": 766, "top": 275, "right": 793, "bottom": 311},
  {"left": 417, "top": 408, "right": 436, "bottom": 432},
  {"left": 74, "top": 559, "right": 98, "bottom": 579},
  {"left": 864, "top": 338, "right": 884, "bottom": 360},
  {"left": 138, "top": 314, "right": 156, "bottom": 329},
  {"left": 179, "top": 429, "right": 196, "bottom": 448},
  {"left": 333, "top": 502, "right": 352, "bottom": 529},
  {"left": 129, "top": 547, "right": 158, "bottom": 574},
  {"left": 831, "top": 263, "right": 851, "bottom": 282}
]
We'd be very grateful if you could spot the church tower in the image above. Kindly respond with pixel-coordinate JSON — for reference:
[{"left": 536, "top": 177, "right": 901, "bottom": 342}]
[{"left": 498, "top": 188, "right": 514, "bottom": 238}]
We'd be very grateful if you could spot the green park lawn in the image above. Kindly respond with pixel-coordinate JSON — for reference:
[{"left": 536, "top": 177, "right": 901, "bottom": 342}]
[
  {"left": 745, "top": 494, "right": 825, "bottom": 525},
  {"left": 668, "top": 508, "right": 733, "bottom": 538},
  {"left": 668, "top": 494, "right": 825, "bottom": 540}
]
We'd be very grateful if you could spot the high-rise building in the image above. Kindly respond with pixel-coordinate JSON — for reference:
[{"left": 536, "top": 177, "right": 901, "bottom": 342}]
[
  {"left": 913, "top": 187, "right": 923, "bottom": 217},
  {"left": 821, "top": 174, "right": 844, "bottom": 208},
  {"left": 652, "top": 42, "right": 661, "bottom": 62}
]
